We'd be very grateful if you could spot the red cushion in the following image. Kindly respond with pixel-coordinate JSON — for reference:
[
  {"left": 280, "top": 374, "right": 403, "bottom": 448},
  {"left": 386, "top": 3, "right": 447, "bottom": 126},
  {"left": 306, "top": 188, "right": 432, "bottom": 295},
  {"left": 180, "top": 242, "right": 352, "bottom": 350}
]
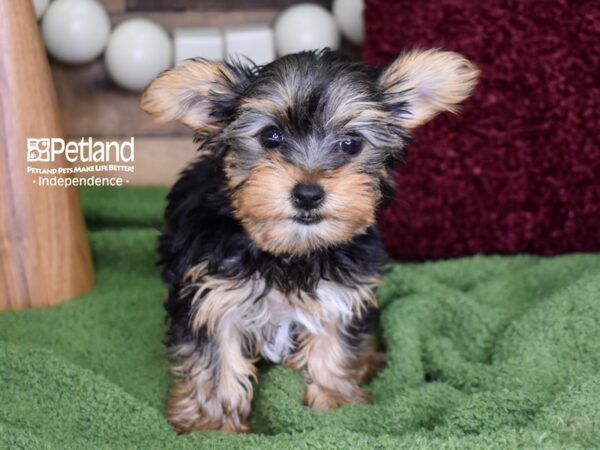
[{"left": 364, "top": 0, "right": 600, "bottom": 260}]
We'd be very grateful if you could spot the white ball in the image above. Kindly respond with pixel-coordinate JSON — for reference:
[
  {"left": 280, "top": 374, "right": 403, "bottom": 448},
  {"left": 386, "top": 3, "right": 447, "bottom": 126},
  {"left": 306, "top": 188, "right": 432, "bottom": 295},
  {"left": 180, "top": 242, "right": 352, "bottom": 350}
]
[
  {"left": 332, "top": 0, "right": 364, "bottom": 46},
  {"left": 105, "top": 19, "right": 173, "bottom": 92},
  {"left": 274, "top": 4, "right": 340, "bottom": 56},
  {"left": 42, "top": 0, "right": 111, "bottom": 64},
  {"left": 32, "top": 0, "right": 49, "bottom": 19}
]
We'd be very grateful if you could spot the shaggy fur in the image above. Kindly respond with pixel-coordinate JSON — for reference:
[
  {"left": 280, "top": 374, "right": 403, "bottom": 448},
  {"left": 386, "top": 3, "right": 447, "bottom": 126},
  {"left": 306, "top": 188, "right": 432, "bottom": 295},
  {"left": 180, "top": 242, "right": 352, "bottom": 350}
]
[{"left": 141, "top": 49, "right": 477, "bottom": 433}]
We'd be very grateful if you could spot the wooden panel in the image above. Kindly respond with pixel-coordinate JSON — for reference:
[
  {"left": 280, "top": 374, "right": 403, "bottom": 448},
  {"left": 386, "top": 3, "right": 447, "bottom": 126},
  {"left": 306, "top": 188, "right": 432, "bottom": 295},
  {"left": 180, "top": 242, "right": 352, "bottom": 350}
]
[
  {"left": 51, "top": 9, "right": 282, "bottom": 137},
  {"left": 71, "top": 136, "right": 197, "bottom": 186},
  {"left": 126, "top": 0, "right": 330, "bottom": 11},
  {"left": 51, "top": 61, "right": 188, "bottom": 137},
  {"left": 110, "top": 10, "right": 280, "bottom": 28},
  {"left": 99, "top": 0, "right": 126, "bottom": 13}
]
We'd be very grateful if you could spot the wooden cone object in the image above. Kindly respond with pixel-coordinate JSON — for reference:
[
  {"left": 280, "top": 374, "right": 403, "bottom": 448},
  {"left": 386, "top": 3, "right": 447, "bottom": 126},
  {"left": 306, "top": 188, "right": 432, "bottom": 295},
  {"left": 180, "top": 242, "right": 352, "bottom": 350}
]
[{"left": 0, "top": 0, "right": 95, "bottom": 310}]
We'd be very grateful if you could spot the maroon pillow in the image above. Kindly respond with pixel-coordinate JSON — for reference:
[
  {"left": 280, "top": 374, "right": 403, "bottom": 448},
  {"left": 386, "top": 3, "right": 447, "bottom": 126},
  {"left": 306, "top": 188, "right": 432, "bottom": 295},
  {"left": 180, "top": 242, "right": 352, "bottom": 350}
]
[{"left": 364, "top": 0, "right": 600, "bottom": 260}]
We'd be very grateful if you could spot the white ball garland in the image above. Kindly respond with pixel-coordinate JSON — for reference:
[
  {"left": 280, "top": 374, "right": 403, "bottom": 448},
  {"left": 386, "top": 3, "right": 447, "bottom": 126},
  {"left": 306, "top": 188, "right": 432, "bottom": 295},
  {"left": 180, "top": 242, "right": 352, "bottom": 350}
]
[
  {"left": 105, "top": 19, "right": 173, "bottom": 92},
  {"left": 32, "top": 0, "right": 50, "bottom": 19},
  {"left": 274, "top": 4, "right": 340, "bottom": 56},
  {"left": 35, "top": 0, "right": 366, "bottom": 91},
  {"left": 42, "top": 0, "right": 111, "bottom": 64},
  {"left": 332, "top": 0, "right": 365, "bottom": 46}
]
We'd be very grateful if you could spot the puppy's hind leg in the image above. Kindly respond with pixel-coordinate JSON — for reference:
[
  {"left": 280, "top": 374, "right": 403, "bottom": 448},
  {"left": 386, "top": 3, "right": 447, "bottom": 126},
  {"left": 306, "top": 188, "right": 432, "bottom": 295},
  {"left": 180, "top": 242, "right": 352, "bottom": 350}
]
[
  {"left": 348, "top": 307, "right": 386, "bottom": 385},
  {"left": 353, "top": 333, "right": 386, "bottom": 385}
]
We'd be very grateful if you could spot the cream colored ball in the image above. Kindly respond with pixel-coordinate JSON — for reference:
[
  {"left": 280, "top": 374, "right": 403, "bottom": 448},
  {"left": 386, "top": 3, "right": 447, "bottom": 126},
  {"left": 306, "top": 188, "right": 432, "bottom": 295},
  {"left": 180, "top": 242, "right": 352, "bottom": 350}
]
[
  {"left": 274, "top": 4, "right": 340, "bottom": 56},
  {"left": 42, "top": 0, "right": 111, "bottom": 64},
  {"left": 332, "top": 0, "right": 365, "bottom": 46},
  {"left": 105, "top": 19, "right": 173, "bottom": 92},
  {"left": 32, "top": 0, "right": 49, "bottom": 19}
]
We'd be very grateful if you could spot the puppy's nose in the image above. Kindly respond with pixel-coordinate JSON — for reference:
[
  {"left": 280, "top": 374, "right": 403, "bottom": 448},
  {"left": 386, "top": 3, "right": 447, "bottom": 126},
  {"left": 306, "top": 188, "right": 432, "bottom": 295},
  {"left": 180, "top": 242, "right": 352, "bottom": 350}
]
[{"left": 292, "top": 183, "right": 325, "bottom": 210}]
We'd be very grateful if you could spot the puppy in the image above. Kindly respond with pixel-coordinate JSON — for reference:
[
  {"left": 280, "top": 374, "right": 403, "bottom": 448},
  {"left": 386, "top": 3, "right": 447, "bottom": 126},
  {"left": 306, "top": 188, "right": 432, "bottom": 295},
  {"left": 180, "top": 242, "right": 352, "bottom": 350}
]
[{"left": 140, "top": 49, "right": 478, "bottom": 433}]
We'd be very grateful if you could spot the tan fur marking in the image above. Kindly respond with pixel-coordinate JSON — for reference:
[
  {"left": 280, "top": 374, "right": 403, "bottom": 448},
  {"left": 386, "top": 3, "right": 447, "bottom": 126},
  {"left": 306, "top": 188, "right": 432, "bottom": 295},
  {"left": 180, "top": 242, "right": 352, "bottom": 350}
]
[
  {"left": 140, "top": 60, "right": 237, "bottom": 131},
  {"left": 320, "top": 163, "right": 379, "bottom": 239},
  {"left": 232, "top": 154, "right": 300, "bottom": 223},
  {"left": 184, "top": 262, "right": 263, "bottom": 335},
  {"left": 166, "top": 323, "right": 256, "bottom": 433},
  {"left": 285, "top": 325, "right": 371, "bottom": 411},
  {"left": 231, "top": 154, "right": 379, "bottom": 256},
  {"left": 281, "top": 279, "right": 383, "bottom": 410},
  {"left": 223, "top": 152, "right": 248, "bottom": 190},
  {"left": 325, "top": 98, "right": 388, "bottom": 130},
  {"left": 240, "top": 97, "right": 288, "bottom": 115},
  {"left": 174, "top": 263, "right": 384, "bottom": 427},
  {"left": 379, "top": 49, "right": 479, "bottom": 130}
]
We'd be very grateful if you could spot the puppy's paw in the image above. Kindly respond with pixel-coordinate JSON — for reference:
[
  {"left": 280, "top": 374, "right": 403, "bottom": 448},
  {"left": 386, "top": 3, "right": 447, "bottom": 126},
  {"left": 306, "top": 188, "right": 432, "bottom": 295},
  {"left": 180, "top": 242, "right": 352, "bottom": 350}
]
[
  {"left": 304, "top": 383, "right": 371, "bottom": 411},
  {"left": 168, "top": 409, "right": 251, "bottom": 434},
  {"left": 167, "top": 378, "right": 251, "bottom": 433}
]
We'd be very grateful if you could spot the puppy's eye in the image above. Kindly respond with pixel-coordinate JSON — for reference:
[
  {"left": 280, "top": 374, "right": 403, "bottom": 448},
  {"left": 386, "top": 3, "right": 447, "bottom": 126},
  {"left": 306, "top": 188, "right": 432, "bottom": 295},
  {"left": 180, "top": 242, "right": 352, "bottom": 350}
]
[
  {"left": 260, "top": 127, "right": 284, "bottom": 149},
  {"left": 337, "top": 138, "right": 362, "bottom": 155}
]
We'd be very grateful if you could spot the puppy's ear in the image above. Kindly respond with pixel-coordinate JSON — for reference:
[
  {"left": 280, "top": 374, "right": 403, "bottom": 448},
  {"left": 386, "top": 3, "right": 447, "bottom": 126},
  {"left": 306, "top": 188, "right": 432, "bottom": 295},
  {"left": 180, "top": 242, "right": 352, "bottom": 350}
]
[
  {"left": 378, "top": 49, "right": 479, "bottom": 131},
  {"left": 140, "top": 59, "right": 247, "bottom": 133}
]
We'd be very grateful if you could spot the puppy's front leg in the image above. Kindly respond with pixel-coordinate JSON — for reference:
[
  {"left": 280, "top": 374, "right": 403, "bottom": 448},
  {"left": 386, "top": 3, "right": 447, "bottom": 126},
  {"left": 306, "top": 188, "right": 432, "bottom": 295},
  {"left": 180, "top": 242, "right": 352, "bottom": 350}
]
[
  {"left": 166, "top": 312, "right": 256, "bottom": 433},
  {"left": 285, "top": 323, "right": 372, "bottom": 411}
]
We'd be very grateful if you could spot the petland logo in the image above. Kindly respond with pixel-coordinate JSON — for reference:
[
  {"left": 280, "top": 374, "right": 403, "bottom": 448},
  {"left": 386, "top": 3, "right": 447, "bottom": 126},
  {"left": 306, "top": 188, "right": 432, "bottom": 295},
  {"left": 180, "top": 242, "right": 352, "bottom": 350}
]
[{"left": 27, "top": 137, "right": 135, "bottom": 163}]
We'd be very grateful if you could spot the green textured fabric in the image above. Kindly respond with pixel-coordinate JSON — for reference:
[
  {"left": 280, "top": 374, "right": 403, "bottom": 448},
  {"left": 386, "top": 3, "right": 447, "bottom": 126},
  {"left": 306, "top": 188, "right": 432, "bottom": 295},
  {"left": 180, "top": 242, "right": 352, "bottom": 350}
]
[{"left": 1, "top": 187, "right": 599, "bottom": 449}]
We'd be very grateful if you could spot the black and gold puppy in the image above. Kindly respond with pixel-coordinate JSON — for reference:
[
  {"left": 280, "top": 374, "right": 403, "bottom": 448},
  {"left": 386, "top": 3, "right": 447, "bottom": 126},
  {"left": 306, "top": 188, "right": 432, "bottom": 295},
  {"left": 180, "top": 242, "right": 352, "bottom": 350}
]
[{"left": 141, "top": 49, "right": 478, "bottom": 433}]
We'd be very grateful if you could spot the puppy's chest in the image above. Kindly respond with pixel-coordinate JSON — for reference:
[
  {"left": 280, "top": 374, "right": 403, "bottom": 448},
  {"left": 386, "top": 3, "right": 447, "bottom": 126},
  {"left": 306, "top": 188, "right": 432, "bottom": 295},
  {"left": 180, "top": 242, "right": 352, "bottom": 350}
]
[
  {"left": 187, "top": 261, "right": 378, "bottom": 362},
  {"left": 239, "top": 279, "right": 374, "bottom": 363}
]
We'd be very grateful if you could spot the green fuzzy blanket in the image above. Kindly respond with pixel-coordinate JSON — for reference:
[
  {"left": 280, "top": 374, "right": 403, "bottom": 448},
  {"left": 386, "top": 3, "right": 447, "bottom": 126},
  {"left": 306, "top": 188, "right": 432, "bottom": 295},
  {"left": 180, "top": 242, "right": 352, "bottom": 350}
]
[{"left": 1, "top": 187, "right": 599, "bottom": 449}]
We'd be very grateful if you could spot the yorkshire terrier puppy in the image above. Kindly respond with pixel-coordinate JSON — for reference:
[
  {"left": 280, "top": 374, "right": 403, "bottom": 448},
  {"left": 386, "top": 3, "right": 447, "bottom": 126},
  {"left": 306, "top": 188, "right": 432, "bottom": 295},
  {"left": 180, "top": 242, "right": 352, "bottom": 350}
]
[{"left": 141, "top": 49, "right": 478, "bottom": 433}]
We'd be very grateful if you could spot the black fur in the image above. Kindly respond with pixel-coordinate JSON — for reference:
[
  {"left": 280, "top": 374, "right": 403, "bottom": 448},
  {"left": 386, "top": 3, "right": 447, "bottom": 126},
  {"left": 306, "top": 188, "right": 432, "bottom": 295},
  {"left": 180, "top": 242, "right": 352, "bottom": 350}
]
[
  {"left": 160, "top": 153, "right": 387, "bottom": 350},
  {"left": 159, "top": 50, "right": 403, "bottom": 355},
  {"left": 141, "top": 45, "right": 479, "bottom": 432},
  {"left": 140, "top": 46, "right": 480, "bottom": 431}
]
